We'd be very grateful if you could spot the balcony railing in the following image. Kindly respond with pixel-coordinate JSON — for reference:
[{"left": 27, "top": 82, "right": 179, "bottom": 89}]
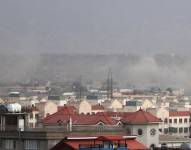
[{"left": 79, "top": 144, "right": 128, "bottom": 150}]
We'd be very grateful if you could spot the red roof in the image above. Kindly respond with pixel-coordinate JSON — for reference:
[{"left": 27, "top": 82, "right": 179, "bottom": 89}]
[
  {"left": 122, "top": 108, "right": 162, "bottom": 124},
  {"left": 169, "top": 111, "right": 190, "bottom": 117},
  {"left": 50, "top": 135, "right": 148, "bottom": 150},
  {"left": 42, "top": 112, "right": 118, "bottom": 125},
  {"left": 92, "top": 104, "right": 104, "bottom": 110},
  {"left": 57, "top": 105, "right": 77, "bottom": 115}
]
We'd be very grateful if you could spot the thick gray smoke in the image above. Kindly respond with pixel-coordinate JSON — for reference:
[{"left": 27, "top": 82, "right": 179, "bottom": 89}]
[{"left": 1, "top": 54, "right": 191, "bottom": 91}]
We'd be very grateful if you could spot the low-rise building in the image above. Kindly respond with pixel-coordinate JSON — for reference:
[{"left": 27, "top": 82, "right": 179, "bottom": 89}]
[{"left": 168, "top": 111, "right": 190, "bottom": 137}]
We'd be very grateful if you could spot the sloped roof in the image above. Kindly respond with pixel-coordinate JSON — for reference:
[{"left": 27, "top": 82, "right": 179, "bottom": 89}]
[
  {"left": 50, "top": 135, "right": 148, "bottom": 150},
  {"left": 42, "top": 110, "right": 117, "bottom": 125},
  {"left": 122, "top": 108, "right": 162, "bottom": 124},
  {"left": 169, "top": 111, "right": 190, "bottom": 117},
  {"left": 92, "top": 104, "right": 104, "bottom": 110},
  {"left": 57, "top": 105, "right": 77, "bottom": 114}
]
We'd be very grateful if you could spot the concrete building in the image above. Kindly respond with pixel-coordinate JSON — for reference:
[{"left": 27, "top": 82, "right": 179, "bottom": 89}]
[
  {"left": 35, "top": 101, "right": 57, "bottom": 118},
  {"left": 122, "top": 109, "right": 162, "bottom": 148},
  {"left": 168, "top": 111, "right": 190, "bottom": 137}
]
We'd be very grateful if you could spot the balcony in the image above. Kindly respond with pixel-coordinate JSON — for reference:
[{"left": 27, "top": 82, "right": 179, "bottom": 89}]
[{"left": 79, "top": 143, "right": 128, "bottom": 150}]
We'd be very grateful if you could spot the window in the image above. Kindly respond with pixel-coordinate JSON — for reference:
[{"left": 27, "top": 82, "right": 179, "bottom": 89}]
[
  {"left": 179, "top": 128, "right": 183, "bottom": 133},
  {"left": 174, "top": 119, "right": 177, "bottom": 124},
  {"left": 169, "top": 127, "right": 177, "bottom": 133},
  {"left": 179, "top": 119, "right": 182, "bottom": 123},
  {"left": 24, "top": 140, "right": 39, "bottom": 150},
  {"left": 5, "top": 140, "right": 16, "bottom": 149},
  {"left": 184, "top": 118, "right": 188, "bottom": 123},
  {"left": 126, "top": 128, "right": 131, "bottom": 135},
  {"left": 30, "top": 113, "right": 33, "bottom": 119},
  {"left": 150, "top": 129, "right": 156, "bottom": 136},
  {"left": 97, "top": 123, "right": 104, "bottom": 132},
  {"left": 184, "top": 127, "right": 188, "bottom": 133},
  {"left": 164, "top": 128, "right": 168, "bottom": 134},
  {"left": 35, "top": 114, "right": 39, "bottom": 119},
  {"left": 164, "top": 118, "right": 168, "bottom": 123},
  {"left": 138, "top": 129, "right": 143, "bottom": 136},
  {"left": 174, "top": 128, "right": 178, "bottom": 133},
  {"left": 169, "top": 119, "right": 172, "bottom": 123},
  {"left": 29, "top": 123, "right": 33, "bottom": 128},
  {"left": 57, "top": 120, "right": 63, "bottom": 126}
]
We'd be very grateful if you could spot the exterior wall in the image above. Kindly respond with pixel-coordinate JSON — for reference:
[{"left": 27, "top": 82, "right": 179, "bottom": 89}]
[
  {"left": 124, "top": 106, "right": 140, "bottom": 112},
  {"left": 35, "top": 102, "right": 57, "bottom": 118},
  {"left": 91, "top": 109, "right": 104, "bottom": 114},
  {"left": 0, "top": 131, "right": 66, "bottom": 150},
  {"left": 44, "top": 102, "right": 57, "bottom": 117},
  {"left": 79, "top": 100, "right": 92, "bottom": 114},
  {"left": 110, "top": 99, "right": 123, "bottom": 111},
  {"left": 142, "top": 99, "right": 155, "bottom": 110},
  {"left": 168, "top": 115, "right": 190, "bottom": 137},
  {"left": 0, "top": 138, "right": 48, "bottom": 150},
  {"left": 126, "top": 124, "right": 159, "bottom": 148},
  {"left": 28, "top": 111, "right": 39, "bottom": 128},
  {"left": 43, "top": 124, "right": 123, "bottom": 133},
  {"left": 156, "top": 107, "right": 169, "bottom": 134},
  {"left": 48, "top": 139, "right": 61, "bottom": 150}
]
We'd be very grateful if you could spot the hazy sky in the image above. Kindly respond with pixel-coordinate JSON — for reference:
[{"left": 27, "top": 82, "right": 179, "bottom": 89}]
[{"left": 1, "top": 0, "right": 191, "bottom": 55}]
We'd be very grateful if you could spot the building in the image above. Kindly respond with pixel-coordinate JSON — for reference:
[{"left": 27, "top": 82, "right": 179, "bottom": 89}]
[
  {"left": 27, "top": 106, "right": 40, "bottom": 128},
  {"left": 50, "top": 135, "right": 148, "bottom": 150},
  {"left": 124, "top": 100, "right": 142, "bottom": 112},
  {"left": 35, "top": 101, "right": 57, "bottom": 118},
  {"left": 122, "top": 108, "right": 162, "bottom": 148},
  {"left": 168, "top": 111, "right": 190, "bottom": 137},
  {"left": 42, "top": 106, "right": 122, "bottom": 133}
]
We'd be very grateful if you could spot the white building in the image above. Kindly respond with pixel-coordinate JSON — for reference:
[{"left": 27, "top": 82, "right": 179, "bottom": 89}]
[
  {"left": 168, "top": 111, "right": 190, "bottom": 137},
  {"left": 122, "top": 109, "right": 162, "bottom": 148}
]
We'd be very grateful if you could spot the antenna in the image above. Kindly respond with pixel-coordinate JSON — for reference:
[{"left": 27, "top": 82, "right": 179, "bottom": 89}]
[{"left": 107, "top": 68, "right": 113, "bottom": 100}]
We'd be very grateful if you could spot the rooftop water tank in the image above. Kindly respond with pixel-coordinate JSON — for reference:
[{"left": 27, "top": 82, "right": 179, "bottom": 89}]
[{"left": 7, "top": 103, "right": 22, "bottom": 113}]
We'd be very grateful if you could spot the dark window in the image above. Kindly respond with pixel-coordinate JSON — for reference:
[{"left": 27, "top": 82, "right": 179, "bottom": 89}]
[
  {"left": 174, "top": 119, "right": 177, "bottom": 124},
  {"left": 184, "top": 118, "right": 188, "bottom": 123},
  {"left": 179, "top": 128, "right": 183, "bottom": 133},
  {"left": 164, "top": 118, "right": 168, "bottom": 123},
  {"left": 13, "top": 140, "right": 16, "bottom": 149},
  {"left": 169, "top": 119, "right": 172, "bottom": 123},
  {"left": 35, "top": 114, "right": 39, "bottom": 119},
  {"left": 179, "top": 119, "right": 182, "bottom": 123},
  {"left": 126, "top": 128, "right": 131, "bottom": 135},
  {"left": 30, "top": 113, "right": 33, "bottom": 119},
  {"left": 174, "top": 128, "right": 178, "bottom": 133},
  {"left": 169, "top": 127, "right": 177, "bottom": 133},
  {"left": 184, "top": 127, "right": 188, "bottom": 133},
  {"left": 164, "top": 128, "right": 168, "bottom": 134},
  {"left": 138, "top": 129, "right": 143, "bottom": 136},
  {"left": 97, "top": 124, "right": 104, "bottom": 132}
]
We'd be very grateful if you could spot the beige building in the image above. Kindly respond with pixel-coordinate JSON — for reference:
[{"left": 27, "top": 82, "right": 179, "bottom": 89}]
[
  {"left": 109, "top": 99, "right": 123, "bottom": 112},
  {"left": 28, "top": 106, "right": 40, "bottom": 128},
  {"left": 142, "top": 99, "right": 155, "bottom": 110},
  {"left": 35, "top": 101, "right": 57, "bottom": 118},
  {"left": 79, "top": 100, "right": 92, "bottom": 114}
]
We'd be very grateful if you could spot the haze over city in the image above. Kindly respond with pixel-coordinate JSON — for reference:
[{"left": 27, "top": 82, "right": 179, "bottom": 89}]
[{"left": 0, "top": 1, "right": 191, "bottom": 90}]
